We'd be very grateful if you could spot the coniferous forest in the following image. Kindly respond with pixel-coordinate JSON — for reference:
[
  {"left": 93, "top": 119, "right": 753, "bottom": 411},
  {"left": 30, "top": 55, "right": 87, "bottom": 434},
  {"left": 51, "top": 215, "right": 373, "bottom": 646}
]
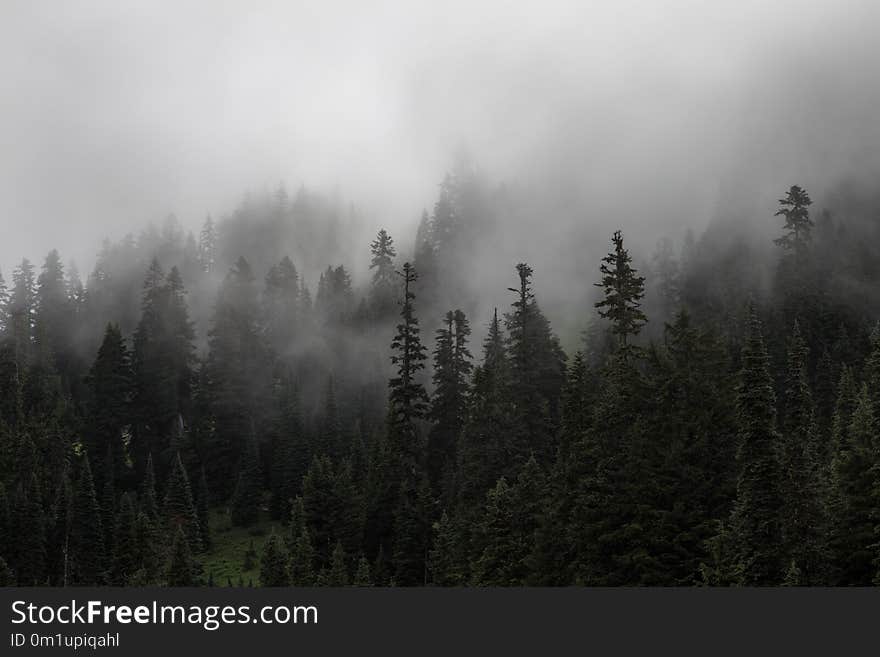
[{"left": 1, "top": 166, "right": 879, "bottom": 588}]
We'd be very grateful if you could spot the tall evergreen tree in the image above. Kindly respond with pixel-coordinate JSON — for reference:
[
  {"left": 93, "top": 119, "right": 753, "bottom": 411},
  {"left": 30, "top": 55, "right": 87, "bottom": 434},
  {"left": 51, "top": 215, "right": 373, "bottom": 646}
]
[
  {"left": 162, "top": 452, "right": 202, "bottom": 551},
  {"left": 260, "top": 532, "right": 290, "bottom": 586},
  {"left": 69, "top": 456, "right": 106, "bottom": 585},
  {"left": 727, "top": 308, "right": 785, "bottom": 585},
  {"left": 369, "top": 229, "right": 398, "bottom": 319},
  {"left": 594, "top": 231, "right": 647, "bottom": 351}
]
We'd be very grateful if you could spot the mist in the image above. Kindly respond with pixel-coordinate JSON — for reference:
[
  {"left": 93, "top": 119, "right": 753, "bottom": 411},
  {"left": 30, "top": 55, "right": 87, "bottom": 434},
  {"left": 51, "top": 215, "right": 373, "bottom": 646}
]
[{"left": 3, "top": 0, "right": 880, "bottom": 281}]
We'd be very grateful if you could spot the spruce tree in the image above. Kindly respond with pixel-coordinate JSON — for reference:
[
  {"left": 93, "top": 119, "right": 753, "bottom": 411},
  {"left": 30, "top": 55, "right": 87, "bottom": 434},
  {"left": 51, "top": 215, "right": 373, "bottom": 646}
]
[
  {"left": 195, "top": 467, "right": 212, "bottom": 550},
  {"left": 369, "top": 229, "right": 398, "bottom": 318},
  {"left": 230, "top": 430, "right": 262, "bottom": 526},
  {"left": 327, "top": 541, "right": 349, "bottom": 586},
  {"left": 166, "top": 526, "right": 197, "bottom": 586},
  {"left": 727, "top": 308, "right": 785, "bottom": 585},
  {"left": 388, "top": 262, "right": 429, "bottom": 458},
  {"left": 162, "top": 452, "right": 202, "bottom": 551},
  {"left": 289, "top": 527, "right": 316, "bottom": 586},
  {"left": 353, "top": 555, "right": 373, "bottom": 586},
  {"left": 773, "top": 185, "right": 813, "bottom": 254},
  {"left": 11, "top": 474, "right": 46, "bottom": 585},
  {"left": 69, "top": 456, "right": 106, "bottom": 585},
  {"left": 260, "top": 532, "right": 290, "bottom": 586},
  {"left": 111, "top": 492, "right": 138, "bottom": 585},
  {"left": 594, "top": 230, "right": 647, "bottom": 351},
  {"left": 779, "top": 321, "right": 828, "bottom": 584},
  {"left": 829, "top": 385, "right": 877, "bottom": 585},
  {"left": 85, "top": 323, "right": 131, "bottom": 479},
  {"left": 428, "top": 310, "right": 472, "bottom": 496}
]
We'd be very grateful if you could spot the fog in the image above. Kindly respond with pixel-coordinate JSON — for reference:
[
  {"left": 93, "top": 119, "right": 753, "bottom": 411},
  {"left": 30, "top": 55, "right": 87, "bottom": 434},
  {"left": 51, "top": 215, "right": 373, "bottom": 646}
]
[{"left": 2, "top": 0, "right": 880, "bottom": 302}]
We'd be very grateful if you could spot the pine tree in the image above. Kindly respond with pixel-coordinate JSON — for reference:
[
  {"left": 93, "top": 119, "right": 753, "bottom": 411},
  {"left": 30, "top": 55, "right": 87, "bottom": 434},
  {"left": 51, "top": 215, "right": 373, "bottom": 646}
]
[
  {"left": 140, "top": 453, "right": 159, "bottom": 519},
  {"left": 429, "top": 510, "right": 466, "bottom": 586},
  {"left": 263, "top": 256, "right": 300, "bottom": 351},
  {"left": 163, "top": 452, "right": 202, "bottom": 551},
  {"left": 353, "top": 555, "right": 373, "bottom": 586},
  {"left": 392, "top": 470, "right": 432, "bottom": 586},
  {"left": 198, "top": 215, "right": 218, "bottom": 274},
  {"left": 195, "top": 467, "right": 212, "bottom": 550},
  {"left": 505, "top": 263, "right": 566, "bottom": 460},
  {"left": 11, "top": 473, "right": 46, "bottom": 585},
  {"left": 779, "top": 321, "right": 828, "bottom": 584},
  {"left": 388, "top": 262, "right": 429, "bottom": 453},
  {"left": 428, "top": 310, "right": 472, "bottom": 496},
  {"left": 727, "top": 308, "right": 785, "bottom": 585},
  {"left": 230, "top": 430, "right": 262, "bottom": 526},
  {"left": 594, "top": 231, "right": 647, "bottom": 351},
  {"left": 289, "top": 527, "right": 316, "bottom": 586},
  {"left": 166, "top": 526, "right": 197, "bottom": 586},
  {"left": 111, "top": 492, "right": 138, "bottom": 585},
  {"left": 829, "top": 384, "right": 877, "bottom": 585},
  {"left": 69, "top": 455, "right": 106, "bottom": 585},
  {"left": 773, "top": 185, "right": 814, "bottom": 254},
  {"left": 369, "top": 229, "right": 398, "bottom": 319},
  {"left": 85, "top": 324, "right": 131, "bottom": 483},
  {"left": 260, "top": 532, "right": 290, "bottom": 586},
  {"left": 0, "top": 268, "right": 9, "bottom": 335},
  {"left": 9, "top": 259, "right": 36, "bottom": 367},
  {"left": 456, "top": 309, "right": 519, "bottom": 510},
  {"left": 203, "top": 257, "right": 270, "bottom": 497},
  {"left": 327, "top": 541, "right": 349, "bottom": 586}
]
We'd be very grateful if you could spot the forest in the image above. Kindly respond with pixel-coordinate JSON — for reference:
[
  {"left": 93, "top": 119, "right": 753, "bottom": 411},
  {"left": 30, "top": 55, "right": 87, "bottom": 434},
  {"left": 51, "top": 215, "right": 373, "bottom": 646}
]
[{"left": 1, "top": 162, "right": 879, "bottom": 588}]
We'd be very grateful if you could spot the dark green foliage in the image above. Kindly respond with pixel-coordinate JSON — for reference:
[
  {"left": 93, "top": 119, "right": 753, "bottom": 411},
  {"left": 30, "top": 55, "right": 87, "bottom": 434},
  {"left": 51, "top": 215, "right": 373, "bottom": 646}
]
[
  {"left": 203, "top": 257, "right": 271, "bottom": 498},
  {"left": 505, "top": 264, "right": 566, "bottom": 461},
  {"left": 388, "top": 262, "right": 429, "bottom": 447},
  {"left": 327, "top": 541, "right": 349, "bottom": 586},
  {"left": 829, "top": 385, "right": 878, "bottom": 585},
  {"left": 195, "top": 467, "right": 211, "bottom": 550},
  {"left": 69, "top": 456, "right": 106, "bottom": 585},
  {"left": 594, "top": 231, "right": 647, "bottom": 350},
  {"left": 727, "top": 309, "right": 785, "bottom": 585},
  {"left": 428, "top": 310, "right": 472, "bottom": 496},
  {"left": 11, "top": 473, "right": 46, "bottom": 585},
  {"left": 230, "top": 431, "right": 262, "bottom": 526},
  {"left": 85, "top": 324, "right": 131, "bottom": 481},
  {"left": 779, "top": 322, "right": 829, "bottom": 584},
  {"left": 353, "top": 554, "right": 372, "bottom": 586},
  {"left": 166, "top": 526, "right": 197, "bottom": 586},
  {"left": 289, "top": 527, "right": 316, "bottom": 586},
  {"left": 111, "top": 492, "right": 138, "bottom": 585},
  {"left": 162, "top": 452, "right": 202, "bottom": 551},
  {"left": 259, "top": 532, "right": 290, "bottom": 586},
  {"left": 131, "top": 261, "right": 195, "bottom": 476}
]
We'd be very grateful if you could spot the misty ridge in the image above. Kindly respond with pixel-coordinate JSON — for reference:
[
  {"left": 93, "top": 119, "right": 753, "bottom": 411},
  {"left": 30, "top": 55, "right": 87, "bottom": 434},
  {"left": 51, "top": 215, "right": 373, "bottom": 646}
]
[{"left": 1, "top": 1, "right": 880, "bottom": 588}]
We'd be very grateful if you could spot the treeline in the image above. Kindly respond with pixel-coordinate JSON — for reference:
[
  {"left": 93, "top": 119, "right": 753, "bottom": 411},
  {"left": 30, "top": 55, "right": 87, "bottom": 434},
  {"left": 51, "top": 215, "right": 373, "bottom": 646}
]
[{"left": 0, "top": 179, "right": 879, "bottom": 586}]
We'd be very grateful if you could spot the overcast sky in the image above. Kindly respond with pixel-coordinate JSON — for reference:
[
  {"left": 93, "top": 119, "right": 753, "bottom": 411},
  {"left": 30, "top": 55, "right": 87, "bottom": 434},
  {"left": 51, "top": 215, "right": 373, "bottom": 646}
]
[{"left": 2, "top": 0, "right": 879, "bottom": 275}]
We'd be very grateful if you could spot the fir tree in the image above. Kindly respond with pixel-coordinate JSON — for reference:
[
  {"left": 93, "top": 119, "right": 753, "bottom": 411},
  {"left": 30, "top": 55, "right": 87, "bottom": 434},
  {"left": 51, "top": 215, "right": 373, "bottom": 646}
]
[
  {"left": 69, "top": 456, "right": 106, "bottom": 585},
  {"left": 594, "top": 231, "right": 647, "bottom": 350},
  {"left": 166, "top": 526, "right": 197, "bottom": 586},
  {"left": 353, "top": 554, "right": 373, "bottom": 586},
  {"left": 369, "top": 229, "right": 398, "bottom": 318},
  {"left": 260, "top": 532, "right": 290, "bottom": 586},
  {"left": 111, "top": 492, "right": 138, "bottom": 585},
  {"left": 829, "top": 385, "right": 877, "bottom": 585},
  {"left": 327, "top": 541, "right": 349, "bottom": 586},
  {"left": 727, "top": 308, "right": 785, "bottom": 585},
  {"left": 779, "top": 321, "right": 828, "bottom": 584},
  {"left": 773, "top": 185, "right": 814, "bottom": 254},
  {"left": 230, "top": 430, "right": 262, "bottom": 526},
  {"left": 162, "top": 452, "right": 202, "bottom": 551},
  {"left": 195, "top": 467, "right": 212, "bottom": 550},
  {"left": 428, "top": 310, "right": 472, "bottom": 496}
]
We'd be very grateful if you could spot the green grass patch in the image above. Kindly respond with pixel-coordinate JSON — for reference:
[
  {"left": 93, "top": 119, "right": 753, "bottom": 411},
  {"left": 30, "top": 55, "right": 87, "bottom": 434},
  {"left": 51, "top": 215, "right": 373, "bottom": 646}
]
[{"left": 199, "top": 507, "right": 286, "bottom": 586}]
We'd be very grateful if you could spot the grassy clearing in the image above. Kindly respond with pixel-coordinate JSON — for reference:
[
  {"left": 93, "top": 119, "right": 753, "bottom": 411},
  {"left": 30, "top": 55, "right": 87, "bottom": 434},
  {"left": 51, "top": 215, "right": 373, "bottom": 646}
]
[{"left": 199, "top": 507, "right": 286, "bottom": 586}]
